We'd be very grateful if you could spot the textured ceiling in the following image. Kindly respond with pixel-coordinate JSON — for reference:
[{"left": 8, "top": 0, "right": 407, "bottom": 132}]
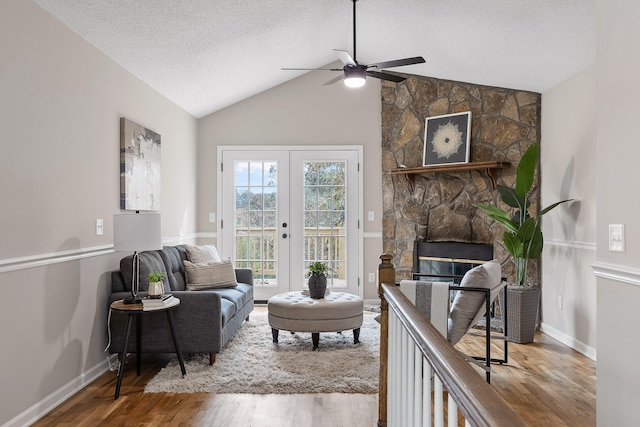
[{"left": 32, "top": 0, "right": 595, "bottom": 118}]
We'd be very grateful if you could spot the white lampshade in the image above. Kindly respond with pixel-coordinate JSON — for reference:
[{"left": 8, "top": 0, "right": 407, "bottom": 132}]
[{"left": 113, "top": 213, "right": 162, "bottom": 252}]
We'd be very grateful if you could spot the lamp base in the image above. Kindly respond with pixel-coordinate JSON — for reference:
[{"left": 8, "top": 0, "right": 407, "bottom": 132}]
[{"left": 123, "top": 297, "right": 143, "bottom": 305}]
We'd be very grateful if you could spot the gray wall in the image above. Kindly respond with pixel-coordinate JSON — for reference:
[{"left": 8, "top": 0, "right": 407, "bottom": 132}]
[
  {"left": 595, "top": 0, "right": 640, "bottom": 424},
  {"left": 197, "top": 67, "right": 384, "bottom": 301},
  {"left": 0, "top": 1, "right": 197, "bottom": 425},
  {"left": 540, "top": 65, "right": 597, "bottom": 358}
]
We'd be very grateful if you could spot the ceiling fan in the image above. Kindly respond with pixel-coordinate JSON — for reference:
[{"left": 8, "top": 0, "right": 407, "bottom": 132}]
[{"left": 282, "top": 0, "right": 425, "bottom": 88}]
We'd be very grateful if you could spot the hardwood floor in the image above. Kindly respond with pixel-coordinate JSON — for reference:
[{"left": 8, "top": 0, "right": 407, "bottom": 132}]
[
  {"left": 456, "top": 330, "right": 596, "bottom": 426},
  {"left": 32, "top": 307, "right": 595, "bottom": 426}
]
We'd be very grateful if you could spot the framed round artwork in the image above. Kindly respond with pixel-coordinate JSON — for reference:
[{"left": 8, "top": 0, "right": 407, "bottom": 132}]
[{"left": 423, "top": 111, "right": 471, "bottom": 166}]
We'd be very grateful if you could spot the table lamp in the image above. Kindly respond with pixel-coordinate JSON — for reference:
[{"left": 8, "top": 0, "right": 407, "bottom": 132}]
[{"left": 113, "top": 212, "right": 162, "bottom": 304}]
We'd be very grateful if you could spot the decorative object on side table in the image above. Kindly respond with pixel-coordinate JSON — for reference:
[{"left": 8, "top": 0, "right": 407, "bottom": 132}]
[
  {"left": 307, "top": 261, "right": 329, "bottom": 299},
  {"left": 473, "top": 143, "right": 573, "bottom": 343},
  {"left": 148, "top": 271, "right": 166, "bottom": 298},
  {"left": 141, "top": 293, "right": 175, "bottom": 310}
]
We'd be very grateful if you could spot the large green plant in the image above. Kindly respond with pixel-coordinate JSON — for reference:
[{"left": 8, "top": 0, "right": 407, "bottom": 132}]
[{"left": 474, "top": 143, "right": 572, "bottom": 287}]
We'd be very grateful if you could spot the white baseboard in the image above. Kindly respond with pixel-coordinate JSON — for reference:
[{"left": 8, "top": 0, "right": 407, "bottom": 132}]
[
  {"left": 540, "top": 322, "right": 597, "bottom": 361},
  {"left": 3, "top": 358, "right": 111, "bottom": 427}
]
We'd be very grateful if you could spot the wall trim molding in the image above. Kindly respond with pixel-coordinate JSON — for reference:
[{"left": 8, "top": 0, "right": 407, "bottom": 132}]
[
  {"left": 0, "top": 234, "right": 203, "bottom": 274},
  {"left": 540, "top": 323, "right": 597, "bottom": 361},
  {"left": 546, "top": 239, "right": 596, "bottom": 251},
  {"left": 4, "top": 359, "right": 110, "bottom": 427},
  {"left": 195, "top": 232, "right": 217, "bottom": 239},
  {"left": 163, "top": 233, "right": 199, "bottom": 245},
  {"left": 592, "top": 261, "right": 640, "bottom": 287},
  {"left": 0, "top": 245, "right": 114, "bottom": 274}
]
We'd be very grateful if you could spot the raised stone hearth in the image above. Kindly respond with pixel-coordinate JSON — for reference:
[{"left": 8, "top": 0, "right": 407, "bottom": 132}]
[{"left": 381, "top": 75, "right": 541, "bottom": 284}]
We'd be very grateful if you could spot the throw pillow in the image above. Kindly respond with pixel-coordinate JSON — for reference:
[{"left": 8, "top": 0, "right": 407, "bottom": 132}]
[
  {"left": 448, "top": 260, "right": 501, "bottom": 345},
  {"left": 183, "top": 259, "right": 238, "bottom": 291},
  {"left": 185, "top": 244, "right": 221, "bottom": 263}
]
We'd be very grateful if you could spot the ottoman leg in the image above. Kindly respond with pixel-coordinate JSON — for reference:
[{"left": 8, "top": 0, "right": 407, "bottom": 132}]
[
  {"left": 353, "top": 327, "right": 361, "bottom": 344},
  {"left": 272, "top": 328, "right": 279, "bottom": 343},
  {"left": 312, "top": 333, "right": 319, "bottom": 350}
]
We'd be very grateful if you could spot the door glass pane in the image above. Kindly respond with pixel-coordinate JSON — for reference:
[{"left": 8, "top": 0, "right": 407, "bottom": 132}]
[
  {"left": 235, "top": 160, "right": 278, "bottom": 286},
  {"left": 303, "top": 161, "right": 347, "bottom": 288}
]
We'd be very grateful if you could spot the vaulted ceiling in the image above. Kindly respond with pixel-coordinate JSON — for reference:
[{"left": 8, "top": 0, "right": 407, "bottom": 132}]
[{"left": 33, "top": 0, "right": 595, "bottom": 118}]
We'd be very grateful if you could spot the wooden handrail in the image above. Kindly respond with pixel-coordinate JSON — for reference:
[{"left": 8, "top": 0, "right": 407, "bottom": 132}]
[{"left": 382, "top": 283, "right": 524, "bottom": 426}]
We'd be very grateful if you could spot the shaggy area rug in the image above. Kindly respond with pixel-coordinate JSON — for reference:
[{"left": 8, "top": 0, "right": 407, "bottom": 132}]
[{"left": 144, "top": 310, "right": 380, "bottom": 394}]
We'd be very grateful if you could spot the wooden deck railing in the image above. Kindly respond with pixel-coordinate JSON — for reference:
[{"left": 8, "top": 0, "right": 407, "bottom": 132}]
[{"left": 377, "top": 254, "right": 524, "bottom": 427}]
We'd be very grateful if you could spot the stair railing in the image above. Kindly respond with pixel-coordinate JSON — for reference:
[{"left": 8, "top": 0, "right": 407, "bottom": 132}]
[{"left": 377, "top": 254, "right": 523, "bottom": 427}]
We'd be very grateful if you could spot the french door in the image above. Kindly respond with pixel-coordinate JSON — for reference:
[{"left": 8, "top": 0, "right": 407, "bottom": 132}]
[{"left": 218, "top": 147, "right": 361, "bottom": 301}]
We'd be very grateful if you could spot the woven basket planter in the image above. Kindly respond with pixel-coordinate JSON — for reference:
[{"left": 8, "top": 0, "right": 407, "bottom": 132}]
[{"left": 499, "top": 286, "right": 541, "bottom": 344}]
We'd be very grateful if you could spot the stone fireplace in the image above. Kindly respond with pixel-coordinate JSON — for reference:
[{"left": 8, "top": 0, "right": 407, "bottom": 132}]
[{"left": 381, "top": 75, "right": 541, "bottom": 284}]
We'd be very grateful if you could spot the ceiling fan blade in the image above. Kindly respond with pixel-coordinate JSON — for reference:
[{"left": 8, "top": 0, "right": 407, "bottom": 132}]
[
  {"left": 366, "top": 70, "right": 406, "bottom": 83},
  {"left": 334, "top": 49, "right": 356, "bottom": 66},
  {"left": 322, "top": 74, "right": 345, "bottom": 86},
  {"left": 367, "top": 56, "right": 426, "bottom": 70},
  {"left": 282, "top": 67, "right": 343, "bottom": 71}
]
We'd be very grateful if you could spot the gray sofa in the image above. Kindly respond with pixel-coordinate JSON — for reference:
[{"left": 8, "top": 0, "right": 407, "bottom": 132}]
[{"left": 108, "top": 245, "right": 254, "bottom": 364}]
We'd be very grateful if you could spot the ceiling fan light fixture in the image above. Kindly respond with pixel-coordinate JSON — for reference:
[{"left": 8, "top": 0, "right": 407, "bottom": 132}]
[
  {"left": 282, "top": 0, "right": 424, "bottom": 88},
  {"left": 344, "top": 66, "right": 366, "bottom": 88}
]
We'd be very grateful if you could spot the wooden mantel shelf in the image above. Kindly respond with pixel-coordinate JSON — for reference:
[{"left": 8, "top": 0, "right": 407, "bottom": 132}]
[{"left": 389, "top": 161, "right": 511, "bottom": 189}]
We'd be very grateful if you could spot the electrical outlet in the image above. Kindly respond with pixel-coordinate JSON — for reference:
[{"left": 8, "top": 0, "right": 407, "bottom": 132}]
[
  {"left": 209, "top": 212, "right": 216, "bottom": 223},
  {"left": 96, "top": 218, "right": 104, "bottom": 236},
  {"left": 558, "top": 295, "right": 563, "bottom": 310},
  {"left": 368, "top": 211, "right": 375, "bottom": 221},
  {"left": 609, "top": 224, "right": 625, "bottom": 252},
  {"left": 368, "top": 273, "right": 375, "bottom": 283}
]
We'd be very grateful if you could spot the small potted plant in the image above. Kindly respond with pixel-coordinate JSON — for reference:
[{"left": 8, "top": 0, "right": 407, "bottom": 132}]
[
  {"left": 148, "top": 272, "right": 166, "bottom": 298},
  {"left": 307, "top": 262, "right": 329, "bottom": 299}
]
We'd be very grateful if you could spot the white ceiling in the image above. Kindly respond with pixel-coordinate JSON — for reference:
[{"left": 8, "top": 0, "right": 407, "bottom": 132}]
[{"left": 32, "top": 0, "right": 595, "bottom": 119}]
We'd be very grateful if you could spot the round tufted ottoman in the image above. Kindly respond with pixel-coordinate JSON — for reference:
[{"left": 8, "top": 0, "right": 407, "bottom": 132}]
[{"left": 267, "top": 291, "right": 364, "bottom": 350}]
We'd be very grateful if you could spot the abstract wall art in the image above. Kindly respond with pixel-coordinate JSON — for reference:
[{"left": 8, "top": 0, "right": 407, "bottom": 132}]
[{"left": 120, "top": 117, "right": 161, "bottom": 211}]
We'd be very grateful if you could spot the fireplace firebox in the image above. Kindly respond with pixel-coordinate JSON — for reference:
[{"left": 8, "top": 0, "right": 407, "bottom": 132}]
[{"left": 414, "top": 241, "right": 494, "bottom": 283}]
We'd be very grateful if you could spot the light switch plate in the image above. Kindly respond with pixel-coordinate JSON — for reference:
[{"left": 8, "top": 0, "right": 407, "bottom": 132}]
[
  {"left": 96, "top": 218, "right": 104, "bottom": 236},
  {"left": 209, "top": 212, "right": 216, "bottom": 223},
  {"left": 609, "top": 224, "right": 625, "bottom": 252}
]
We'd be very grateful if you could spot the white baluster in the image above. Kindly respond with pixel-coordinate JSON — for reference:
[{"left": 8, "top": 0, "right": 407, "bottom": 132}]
[
  {"left": 435, "top": 376, "right": 444, "bottom": 427},
  {"left": 424, "top": 360, "right": 432, "bottom": 426},
  {"left": 414, "top": 345, "right": 422, "bottom": 426},
  {"left": 448, "top": 394, "right": 458, "bottom": 427},
  {"left": 401, "top": 326, "right": 408, "bottom": 427},
  {"left": 407, "top": 338, "right": 415, "bottom": 426}
]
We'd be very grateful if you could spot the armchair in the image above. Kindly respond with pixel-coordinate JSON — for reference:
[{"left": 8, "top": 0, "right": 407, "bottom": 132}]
[{"left": 401, "top": 260, "right": 508, "bottom": 382}]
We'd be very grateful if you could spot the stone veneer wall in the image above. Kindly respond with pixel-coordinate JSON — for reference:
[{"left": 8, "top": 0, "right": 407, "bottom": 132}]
[{"left": 381, "top": 75, "right": 541, "bottom": 283}]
